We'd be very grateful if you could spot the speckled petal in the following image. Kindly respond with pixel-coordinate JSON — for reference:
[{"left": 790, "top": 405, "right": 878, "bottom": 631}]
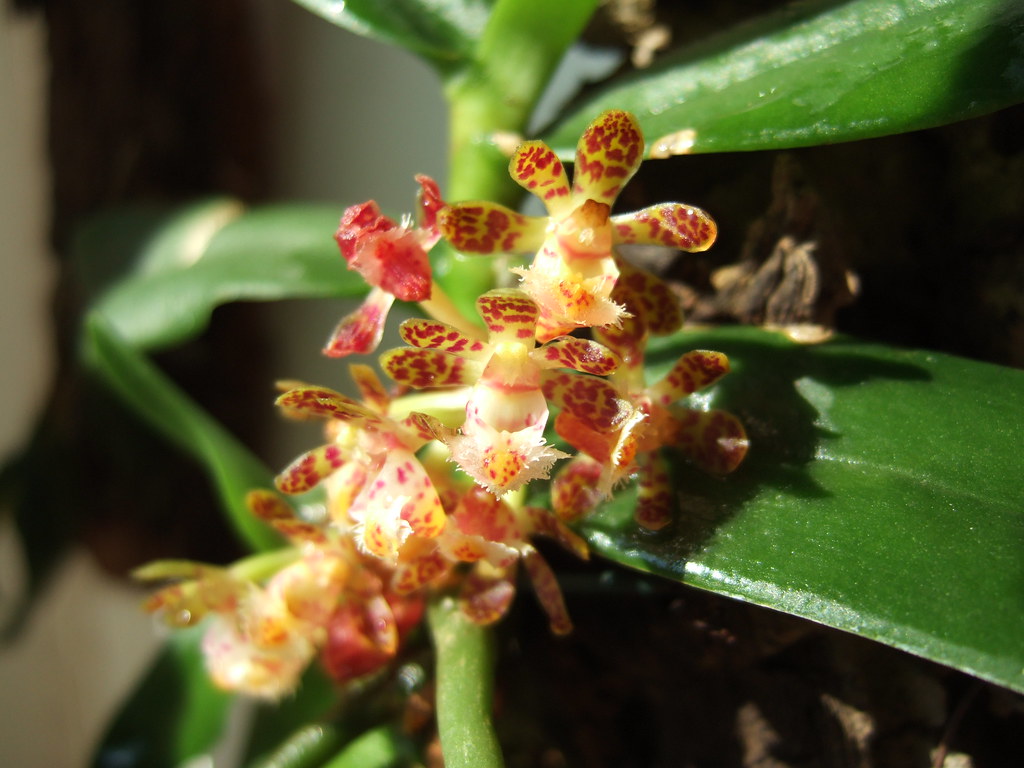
[
  {"left": 635, "top": 451, "right": 674, "bottom": 531},
  {"left": 399, "top": 318, "right": 490, "bottom": 357},
  {"left": 246, "top": 489, "right": 326, "bottom": 543},
  {"left": 349, "top": 364, "right": 391, "bottom": 415},
  {"left": 392, "top": 537, "right": 449, "bottom": 594},
  {"left": 648, "top": 350, "right": 731, "bottom": 406},
  {"left": 612, "top": 256, "right": 683, "bottom": 336},
  {"left": 522, "top": 547, "right": 573, "bottom": 635},
  {"left": 533, "top": 337, "right": 621, "bottom": 376},
  {"left": 460, "top": 565, "right": 517, "bottom": 626},
  {"left": 523, "top": 506, "right": 589, "bottom": 560},
  {"left": 551, "top": 455, "right": 605, "bottom": 523},
  {"left": 323, "top": 287, "right": 394, "bottom": 358},
  {"left": 670, "top": 408, "right": 749, "bottom": 475},
  {"left": 509, "top": 140, "right": 572, "bottom": 216},
  {"left": 611, "top": 202, "right": 717, "bottom": 252},
  {"left": 572, "top": 110, "right": 644, "bottom": 203},
  {"left": 541, "top": 371, "right": 634, "bottom": 432},
  {"left": 380, "top": 347, "right": 483, "bottom": 389},
  {"left": 275, "top": 443, "right": 346, "bottom": 494},
  {"left": 276, "top": 385, "right": 378, "bottom": 423},
  {"left": 438, "top": 201, "right": 546, "bottom": 254},
  {"left": 475, "top": 289, "right": 539, "bottom": 342}
]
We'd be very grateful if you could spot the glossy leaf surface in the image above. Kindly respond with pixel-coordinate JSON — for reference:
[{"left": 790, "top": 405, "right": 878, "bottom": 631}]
[
  {"left": 547, "top": 0, "right": 1024, "bottom": 157},
  {"left": 577, "top": 327, "right": 1024, "bottom": 693},
  {"left": 87, "top": 200, "right": 366, "bottom": 351},
  {"left": 290, "top": 0, "right": 494, "bottom": 72},
  {"left": 91, "top": 626, "right": 231, "bottom": 768}
]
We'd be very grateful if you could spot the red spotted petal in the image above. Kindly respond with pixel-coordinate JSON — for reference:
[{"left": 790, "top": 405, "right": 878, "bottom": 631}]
[
  {"left": 322, "top": 602, "right": 393, "bottom": 684},
  {"left": 380, "top": 347, "right": 483, "bottom": 389},
  {"left": 611, "top": 202, "right": 717, "bottom": 253},
  {"left": 593, "top": 314, "right": 647, "bottom": 373},
  {"left": 335, "top": 203, "right": 431, "bottom": 302},
  {"left": 439, "top": 201, "right": 546, "bottom": 254},
  {"left": 572, "top": 110, "right": 644, "bottom": 203},
  {"left": 670, "top": 408, "right": 749, "bottom": 474},
  {"left": 541, "top": 371, "right": 634, "bottom": 432},
  {"left": 453, "top": 486, "right": 523, "bottom": 543},
  {"left": 374, "top": 452, "right": 446, "bottom": 539},
  {"left": 460, "top": 566, "right": 517, "bottom": 626},
  {"left": 649, "top": 350, "right": 731, "bottom": 406},
  {"left": 612, "top": 257, "right": 683, "bottom": 336},
  {"left": 534, "top": 337, "right": 621, "bottom": 376},
  {"left": 475, "top": 289, "right": 539, "bottom": 342},
  {"left": 276, "top": 385, "right": 378, "bottom": 423},
  {"left": 275, "top": 443, "right": 346, "bottom": 494},
  {"left": 551, "top": 456, "right": 605, "bottom": 523},
  {"left": 415, "top": 174, "right": 444, "bottom": 241},
  {"left": 324, "top": 288, "right": 394, "bottom": 358},
  {"left": 399, "top": 318, "right": 489, "bottom": 356},
  {"left": 245, "top": 489, "right": 326, "bottom": 543},
  {"left": 509, "top": 140, "right": 572, "bottom": 214},
  {"left": 635, "top": 451, "right": 674, "bottom": 531},
  {"left": 348, "top": 363, "right": 391, "bottom": 415},
  {"left": 523, "top": 506, "right": 589, "bottom": 560},
  {"left": 522, "top": 548, "right": 573, "bottom": 635},
  {"left": 393, "top": 538, "right": 449, "bottom": 594},
  {"left": 401, "top": 411, "right": 458, "bottom": 444}
]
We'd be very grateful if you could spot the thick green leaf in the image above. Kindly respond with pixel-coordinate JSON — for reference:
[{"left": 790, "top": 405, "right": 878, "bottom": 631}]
[
  {"left": 81, "top": 315, "right": 282, "bottom": 552},
  {"left": 87, "top": 200, "right": 366, "bottom": 351},
  {"left": 547, "top": 0, "right": 1024, "bottom": 156},
  {"left": 290, "top": 0, "right": 494, "bottom": 73},
  {"left": 578, "top": 326, "right": 1024, "bottom": 693},
  {"left": 91, "top": 626, "right": 232, "bottom": 768}
]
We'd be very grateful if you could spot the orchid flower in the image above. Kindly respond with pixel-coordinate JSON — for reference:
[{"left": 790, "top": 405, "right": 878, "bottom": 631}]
[
  {"left": 439, "top": 110, "right": 717, "bottom": 341},
  {"left": 552, "top": 267, "right": 749, "bottom": 530},
  {"left": 324, "top": 175, "right": 445, "bottom": 357},
  {"left": 274, "top": 364, "right": 447, "bottom": 562},
  {"left": 380, "top": 289, "right": 631, "bottom": 495}
]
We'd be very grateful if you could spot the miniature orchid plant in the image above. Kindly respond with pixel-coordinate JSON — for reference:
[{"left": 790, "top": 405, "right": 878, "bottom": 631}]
[{"left": 136, "top": 110, "right": 748, "bottom": 702}]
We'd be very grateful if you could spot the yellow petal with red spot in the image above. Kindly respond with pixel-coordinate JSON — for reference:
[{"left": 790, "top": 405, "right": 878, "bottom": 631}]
[
  {"left": 522, "top": 547, "right": 573, "bottom": 635},
  {"left": 438, "top": 200, "right": 546, "bottom": 254},
  {"left": 399, "top": 318, "right": 490, "bottom": 357},
  {"left": 380, "top": 347, "right": 483, "bottom": 389},
  {"left": 348, "top": 363, "right": 390, "bottom": 415},
  {"left": 649, "top": 350, "right": 731, "bottom": 406},
  {"left": 635, "top": 451, "right": 674, "bottom": 531},
  {"left": 572, "top": 109, "right": 644, "bottom": 203},
  {"left": 392, "top": 538, "right": 449, "bottom": 594},
  {"left": 275, "top": 443, "right": 346, "bottom": 494},
  {"left": 669, "top": 408, "right": 749, "bottom": 474},
  {"left": 612, "top": 256, "right": 683, "bottom": 336},
  {"left": 541, "top": 371, "right": 634, "bottom": 432},
  {"left": 523, "top": 506, "right": 589, "bottom": 560},
  {"left": 611, "top": 202, "right": 717, "bottom": 252},
  {"left": 460, "top": 564, "right": 517, "bottom": 626},
  {"left": 246, "top": 489, "right": 326, "bottom": 544},
  {"left": 475, "top": 289, "right": 539, "bottom": 342},
  {"left": 275, "top": 386, "right": 377, "bottom": 423},
  {"left": 323, "top": 287, "right": 394, "bottom": 358},
  {"left": 509, "top": 140, "right": 572, "bottom": 216},
  {"left": 551, "top": 455, "right": 604, "bottom": 523},
  {"left": 533, "top": 337, "right": 621, "bottom": 376}
]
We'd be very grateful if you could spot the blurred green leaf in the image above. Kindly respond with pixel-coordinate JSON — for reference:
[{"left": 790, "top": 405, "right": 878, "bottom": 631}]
[
  {"left": 290, "top": 0, "right": 495, "bottom": 73},
  {"left": 579, "top": 326, "right": 1024, "bottom": 693},
  {"left": 243, "top": 666, "right": 339, "bottom": 766},
  {"left": 82, "top": 315, "right": 282, "bottom": 552},
  {"left": 86, "top": 200, "right": 366, "bottom": 351},
  {"left": 547, "top": 0, "right": 1024, "bottom": 156},
  {"left": 320, "top": 726, "right": 411, "bottom": 768},
  {"left": 91, "top": 626, "right": 232, "bottom": 768}
]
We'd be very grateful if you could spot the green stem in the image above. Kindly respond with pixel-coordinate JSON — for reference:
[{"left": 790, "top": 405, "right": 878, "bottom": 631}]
[
  {"left": 439, "top": 0, "right": 601, "bottom": 315},
  {"left": 427, "top": 596, "right": 504, "bottom": 768}
]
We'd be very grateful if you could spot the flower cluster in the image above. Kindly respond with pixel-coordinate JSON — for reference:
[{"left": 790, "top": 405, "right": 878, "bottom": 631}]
[{"left": 137, "top": 110, "right": 748, "bottom": 698}]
